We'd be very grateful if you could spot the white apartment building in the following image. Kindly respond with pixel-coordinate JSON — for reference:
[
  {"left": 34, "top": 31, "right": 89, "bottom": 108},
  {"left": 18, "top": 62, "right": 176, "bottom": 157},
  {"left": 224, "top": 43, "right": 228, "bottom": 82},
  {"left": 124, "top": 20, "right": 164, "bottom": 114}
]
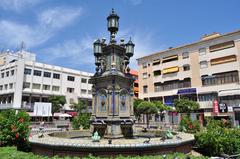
[{"left": 0, "top": 50, "right": 93, "bottom": 111}]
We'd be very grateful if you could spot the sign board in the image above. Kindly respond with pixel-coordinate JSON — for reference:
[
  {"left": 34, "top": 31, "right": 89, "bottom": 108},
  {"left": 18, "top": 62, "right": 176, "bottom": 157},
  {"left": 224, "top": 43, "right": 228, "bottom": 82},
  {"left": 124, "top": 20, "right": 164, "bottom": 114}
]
[
  {"left": 33, "top": 102, "right": 52, "bottom": 117},
  {"left": 219, "top": 103, "right": 228, "bottom": 113},
  {"left": 177, "top": 88, "right": 197, "bottom": 95},
  {"left": 213, "top": 100, "right": 219, "bottom": 114}
]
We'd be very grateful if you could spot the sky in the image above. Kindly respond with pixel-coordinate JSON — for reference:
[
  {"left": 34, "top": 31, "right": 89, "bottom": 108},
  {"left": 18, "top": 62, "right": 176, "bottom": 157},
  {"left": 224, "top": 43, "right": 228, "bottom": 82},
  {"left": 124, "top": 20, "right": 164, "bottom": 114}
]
[{"left": 0, "top": 0, "right": 239, "bottom": 73}]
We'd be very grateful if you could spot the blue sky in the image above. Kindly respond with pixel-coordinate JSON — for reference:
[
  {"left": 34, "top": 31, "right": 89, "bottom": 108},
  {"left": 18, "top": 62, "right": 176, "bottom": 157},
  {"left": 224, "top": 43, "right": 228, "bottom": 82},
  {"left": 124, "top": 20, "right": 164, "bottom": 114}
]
[{"left": 0, "top": 0, "right": 239, "bottom": 73}]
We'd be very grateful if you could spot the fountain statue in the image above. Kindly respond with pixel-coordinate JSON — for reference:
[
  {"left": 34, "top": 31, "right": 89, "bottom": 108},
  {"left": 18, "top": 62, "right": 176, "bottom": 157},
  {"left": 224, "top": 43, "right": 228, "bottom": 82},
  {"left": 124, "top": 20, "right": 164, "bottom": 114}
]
[
  {"left": 89, "top": 9, "right": 135, "bottom": 138},
  {"left": 92, "top": 131, "right": 101, "bottom": 142}
]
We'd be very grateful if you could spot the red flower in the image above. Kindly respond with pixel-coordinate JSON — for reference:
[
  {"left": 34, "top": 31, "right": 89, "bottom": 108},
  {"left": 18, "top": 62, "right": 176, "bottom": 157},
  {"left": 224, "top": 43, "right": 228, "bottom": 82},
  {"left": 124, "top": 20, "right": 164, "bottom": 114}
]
[
  {"left": 188, "top": 124, "right": 193, "bottom": 129},
  {"left": 18, "top": 118, "right": 24, "bottom": 123},
  {"left": 15, "top": 133, "right": 19, "bottom": 139}
]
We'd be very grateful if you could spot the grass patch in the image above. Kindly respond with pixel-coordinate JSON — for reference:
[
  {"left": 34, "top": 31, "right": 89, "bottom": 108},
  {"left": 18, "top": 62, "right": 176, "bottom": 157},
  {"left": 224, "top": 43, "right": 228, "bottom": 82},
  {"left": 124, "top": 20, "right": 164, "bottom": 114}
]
[{"left": 0, "top": 146, "right": 207, "bottom": 159}]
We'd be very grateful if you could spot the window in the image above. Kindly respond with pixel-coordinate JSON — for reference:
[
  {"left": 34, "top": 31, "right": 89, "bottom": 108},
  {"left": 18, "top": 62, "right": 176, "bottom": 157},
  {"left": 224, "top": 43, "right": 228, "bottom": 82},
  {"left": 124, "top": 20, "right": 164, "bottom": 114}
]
[
  {"left": 69, "top": 98, "right": 74, "bottom": 104},
  {"left": 33, "top": 70, "right": 42, "bottom": 76},
  {"left": 182, "top": 52, "right": 189, "bottom": 59},
  {"left": 43, "top": 84, "right": 50, "bottom": 90},
  {"left": 143, "top": 72, "right": 148, "bottom": 79},
  {"left": 183, "top": 64, "right": 190, "bottom": 71},
  {"left": 43, "top": 72, "right": 51, "bottom": 78},
  {"left": 67, "top": 76, "right": 75, "bottom": 81},
  {"left": 6, "top": 71, "right": 9, "bottom": 77},
  {"left": 9, "top": 83, "right": 13, "bottom": 89},
  {"left": 143, "top": 85, "right": 148, "bottom": 93},
  {"left": 81, "top": 89, "right": 87, "bottom": 94},
  {"left": 24, "top": 68, "right": 31, "bottom": 75},
  {"left": 209, "top": 41, "right": 235, "bottom": 52},
  {"left": 162, "top": 55, "right": 178, "bottom": 63},
  {"left": 81, "top": 78, "right": 87, "bottom": 83},
  {"left": 200, "top": 61, "right": 208, "bottom": 68},
  {"left": 154, "top": 78, "right": 191, "bottom": 92},
  {"left": 152, "top": 59, "right": 160, "bottom": 65},
  {"left": 4, "top": 84, "right": 7, "bottom": 90},
  {"left": 199, "top": 48, "right": 206, "bottom": 56},
  {"left": 23, "top": 82, "right": 30, "bottom": 89},
  {"left": 11, "top": 70, "right": 14, "bottom": 76},
  {"left": 88, "top": 90, "right": 92, "bottom": 94},
  {"left": 67, "top": 87, "right": 74, "bottom": 93},
  {"left": 52, "top": 86, "right": 60, "bottom": 91},
  {"left": 142, "top": 62, "right": 147, "bottom": 68},
  {"left": 32, "top": 83, "right": 41, "bottom": 89},
  {"left": 1, "top": 73, "right": 4, "bottom": 78},
  {"left": 199, "top": 93, "right": 217, "bottom": 101},
  {"left": 53, "top": 73, "right": 60, "bottom": 79},
  {"left": 0, "top": 85, "right": 3, "bottom": 90},
  {"left": 153, "top": 70, "right": 161, "bottom": 76},
  {"left": 202, "top": 71, "right": 239, "bottom": 86}
]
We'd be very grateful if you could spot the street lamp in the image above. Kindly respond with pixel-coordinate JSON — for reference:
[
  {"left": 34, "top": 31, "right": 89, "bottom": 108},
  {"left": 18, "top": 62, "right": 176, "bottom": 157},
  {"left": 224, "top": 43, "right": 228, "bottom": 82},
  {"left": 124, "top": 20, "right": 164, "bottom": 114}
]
[
  {"left": 107, "top": 8, "right": 119, "bottom": 35},
  {"left": 125, "top": 38, "right": 135, "bottom": 58}
]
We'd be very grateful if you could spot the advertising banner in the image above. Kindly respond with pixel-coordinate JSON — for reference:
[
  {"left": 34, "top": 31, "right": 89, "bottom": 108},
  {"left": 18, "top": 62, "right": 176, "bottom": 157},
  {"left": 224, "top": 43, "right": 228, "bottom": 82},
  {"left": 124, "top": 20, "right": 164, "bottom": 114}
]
[
  {"left": 33, "top": 102, "right": 52, "bottom": 117},
  {"left": 213, "top": 100, "right": 219, "bottom": 114}
]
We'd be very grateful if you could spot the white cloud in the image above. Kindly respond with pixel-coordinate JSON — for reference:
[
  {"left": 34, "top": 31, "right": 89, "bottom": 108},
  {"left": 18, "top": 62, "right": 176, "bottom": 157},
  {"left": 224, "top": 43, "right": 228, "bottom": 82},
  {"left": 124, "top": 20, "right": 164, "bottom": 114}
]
[
  {"left": 0, "top": 0, "right": 42, "bottom": 12},
  {"left": 0, "top": 20, "right": 49, "bottom": 49},
  {"left": 39, "top": 29, "right": 164, "bottom": 72},
  {"left": 0, "top": 6, "right": 82, "bottom": 48},
  {"left": 38, "top": 7, "right": 82, "bottom": 30},
  {"left": 40, "top": 36, "right": 94, "bottom": 68}
]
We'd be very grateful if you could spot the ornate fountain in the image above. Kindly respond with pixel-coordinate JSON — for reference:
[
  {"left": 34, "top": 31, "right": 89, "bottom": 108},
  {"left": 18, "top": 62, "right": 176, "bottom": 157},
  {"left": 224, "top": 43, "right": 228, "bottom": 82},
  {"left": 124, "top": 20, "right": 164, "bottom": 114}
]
[
  {"left": 89, "top": 9, "right": 135, "bottom": 138},
  {"left": 29, "top": 10, "right": 195, "bottom": 157}
]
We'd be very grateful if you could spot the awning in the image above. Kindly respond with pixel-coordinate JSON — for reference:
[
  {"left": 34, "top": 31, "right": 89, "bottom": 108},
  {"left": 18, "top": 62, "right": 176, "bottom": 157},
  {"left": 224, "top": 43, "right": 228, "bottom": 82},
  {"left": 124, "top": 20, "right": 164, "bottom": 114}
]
[
  {"left": 66, "top": 112, "right": 78, "bottom": 117},
  {"left": 162, "top": 55, "right": 178, "bottom": 62},
  {"left": 218, "top": 89, "right": 240, "bottom": 96},
  {"left": 59, "top": 113, "right": 72, "bottom": 117},
  {"left": 210, "top": 55, "right": 236, "bottom": 65},
  {"left": 54, "top": 113, "right": 72, "bottom": 117},
  {"left": 27, "top": 112, "right": 52, "bottom": 117},
  {"left": 162, "top": 66, "right": 179, "bottom": 74},
  {"left": 27, "top": 112, "right": 35, "bottom": 117}
]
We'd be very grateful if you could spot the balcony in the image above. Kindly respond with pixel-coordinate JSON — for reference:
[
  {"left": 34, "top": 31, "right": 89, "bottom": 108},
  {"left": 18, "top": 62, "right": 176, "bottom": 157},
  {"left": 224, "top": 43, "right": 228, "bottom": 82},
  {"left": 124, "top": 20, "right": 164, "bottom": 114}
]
[{"left": 0, "top": 103, "right": 13, "bottom": 109}]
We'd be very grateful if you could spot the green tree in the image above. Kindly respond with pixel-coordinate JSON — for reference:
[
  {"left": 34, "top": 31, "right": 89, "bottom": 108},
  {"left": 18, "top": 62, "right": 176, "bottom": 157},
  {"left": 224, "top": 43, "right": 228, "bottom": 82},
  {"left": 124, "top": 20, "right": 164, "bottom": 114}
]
[
  {"left": 48, "top": 96, "right": 66, "bottom": 116},
  {"left": 70, "top": 100, "right": 87, "bottom": 115},
  {"left": 153, "top": 101, "right": 173, "bottom": 121},
  {"left": 70, "top": 100, "right": 91, "bottom": 130},
  {"left": 133, "top": 99, "right": 144, "bottom": 120},
  {"left": 138, "top": 101, "right": 158, "bottom": 128},
  {"left": 174, "top": 98, "right": 199, "bottom": 115}
]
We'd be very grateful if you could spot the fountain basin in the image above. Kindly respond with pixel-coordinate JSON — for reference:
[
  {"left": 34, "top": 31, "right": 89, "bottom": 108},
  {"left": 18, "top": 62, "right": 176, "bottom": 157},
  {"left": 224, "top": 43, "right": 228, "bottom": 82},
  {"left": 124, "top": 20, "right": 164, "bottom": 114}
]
[{"left": 29, "top": 130, "right": 194, "bottom": 157}]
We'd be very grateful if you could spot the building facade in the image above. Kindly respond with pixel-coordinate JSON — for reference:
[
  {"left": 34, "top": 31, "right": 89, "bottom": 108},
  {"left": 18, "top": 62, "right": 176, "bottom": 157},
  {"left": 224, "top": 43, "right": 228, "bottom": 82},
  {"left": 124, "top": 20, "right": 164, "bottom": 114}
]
[
  {"left": 137, "top": 30, "right": 240, "bottom": 124},
  {"left": 0, "top": 50, "right": 93, "bottom": 111},
  {"left": 130, "top": 69, "right": 139, "bottom": 98}
]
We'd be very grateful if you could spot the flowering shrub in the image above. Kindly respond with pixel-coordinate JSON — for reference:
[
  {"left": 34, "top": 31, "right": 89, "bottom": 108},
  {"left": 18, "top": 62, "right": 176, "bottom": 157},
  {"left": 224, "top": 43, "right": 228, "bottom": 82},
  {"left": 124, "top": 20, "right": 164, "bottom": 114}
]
[
  {"left": 178, "top": 115, "right": 200, "bottom": 133},
  {"left": 0, "top": 109, "right": 30, "bottom": 151},
  {"left": 72, "top": 113, "right": 91, "bottom": 130},
  {"left": 195, "top": 119, "right": 240, "bottom": 156}
]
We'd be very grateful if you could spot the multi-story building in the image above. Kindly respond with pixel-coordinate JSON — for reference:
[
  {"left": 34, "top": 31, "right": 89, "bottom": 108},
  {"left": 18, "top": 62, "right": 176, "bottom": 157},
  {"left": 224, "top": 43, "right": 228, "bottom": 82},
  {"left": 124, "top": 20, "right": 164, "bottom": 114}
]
[
  {"left": 0, "top": 50, "right": 93, "bottom": 111},
  {"left": 137, "top": 30, "right": 240, "bottom": 124},
  {"left": 130, "top": 69, "right": 139, "bottom": 98}
]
